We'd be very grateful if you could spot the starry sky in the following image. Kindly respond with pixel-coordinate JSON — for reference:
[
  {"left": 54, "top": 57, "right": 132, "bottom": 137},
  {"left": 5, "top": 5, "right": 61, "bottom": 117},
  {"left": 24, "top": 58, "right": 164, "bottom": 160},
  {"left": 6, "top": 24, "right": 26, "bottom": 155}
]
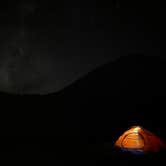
[{"left": 0, "top": 0, "right": 164, "bottom": 94}]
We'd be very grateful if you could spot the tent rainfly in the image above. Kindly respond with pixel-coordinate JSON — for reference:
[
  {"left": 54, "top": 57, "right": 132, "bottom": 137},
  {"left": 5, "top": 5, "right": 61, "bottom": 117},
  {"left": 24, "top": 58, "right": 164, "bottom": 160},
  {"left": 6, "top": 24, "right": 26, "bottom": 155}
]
[{"left": 114, "top": 126, "right": 166, "bottom": 154}]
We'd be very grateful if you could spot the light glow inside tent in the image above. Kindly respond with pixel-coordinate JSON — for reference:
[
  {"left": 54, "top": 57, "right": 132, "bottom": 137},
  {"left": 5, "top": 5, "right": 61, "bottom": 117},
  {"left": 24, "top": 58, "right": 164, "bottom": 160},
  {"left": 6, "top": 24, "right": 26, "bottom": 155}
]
[{"left": 114, "top": 126, "right": 166, "bottom": 154}]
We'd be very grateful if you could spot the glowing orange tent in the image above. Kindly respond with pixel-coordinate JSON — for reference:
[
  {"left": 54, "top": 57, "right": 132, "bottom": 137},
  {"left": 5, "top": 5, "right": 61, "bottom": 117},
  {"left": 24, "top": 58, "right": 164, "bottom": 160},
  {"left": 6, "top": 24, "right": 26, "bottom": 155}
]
[{"left": 114, "top": 126, "right": 166, "bottom": 154}]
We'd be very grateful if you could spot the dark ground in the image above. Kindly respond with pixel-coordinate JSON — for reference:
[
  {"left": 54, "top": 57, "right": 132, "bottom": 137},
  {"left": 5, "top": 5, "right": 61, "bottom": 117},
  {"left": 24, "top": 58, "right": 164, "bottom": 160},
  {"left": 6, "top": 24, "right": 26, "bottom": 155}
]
[{"left": 0, "top": 0, "right": 166, "bottom": 165}]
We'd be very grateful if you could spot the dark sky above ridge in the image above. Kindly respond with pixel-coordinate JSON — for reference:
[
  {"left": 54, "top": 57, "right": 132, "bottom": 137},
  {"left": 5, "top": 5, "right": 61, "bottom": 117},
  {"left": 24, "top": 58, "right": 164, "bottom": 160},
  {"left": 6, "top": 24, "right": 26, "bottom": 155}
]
[{"left": 0, "top": 0, "right": 164, "bottom": 94}]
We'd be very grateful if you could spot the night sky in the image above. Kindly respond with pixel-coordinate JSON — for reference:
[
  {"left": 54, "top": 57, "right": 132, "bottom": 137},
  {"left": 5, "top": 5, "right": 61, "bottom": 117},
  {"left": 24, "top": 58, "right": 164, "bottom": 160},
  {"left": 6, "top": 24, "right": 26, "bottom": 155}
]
[
  {"left": 0, "top": 0, "right": 166, "bottom": 166},
  {"left": 0, "top": 0, "right": 164, "bottom": 94}
]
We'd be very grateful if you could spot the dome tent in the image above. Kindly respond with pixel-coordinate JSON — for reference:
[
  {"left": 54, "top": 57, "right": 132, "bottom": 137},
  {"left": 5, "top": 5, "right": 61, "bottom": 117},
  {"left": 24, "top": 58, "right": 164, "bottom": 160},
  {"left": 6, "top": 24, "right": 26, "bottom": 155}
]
[{"left": 114, "top": 126, "right": 166, "bottom": 154}]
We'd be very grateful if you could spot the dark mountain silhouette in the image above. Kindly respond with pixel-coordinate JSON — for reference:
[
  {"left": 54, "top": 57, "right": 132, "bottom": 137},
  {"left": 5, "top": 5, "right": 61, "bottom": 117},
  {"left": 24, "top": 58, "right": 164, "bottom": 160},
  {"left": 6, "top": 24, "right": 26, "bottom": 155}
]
[{"left": 1, "top": 54, "right": 166, "bottom": 165}]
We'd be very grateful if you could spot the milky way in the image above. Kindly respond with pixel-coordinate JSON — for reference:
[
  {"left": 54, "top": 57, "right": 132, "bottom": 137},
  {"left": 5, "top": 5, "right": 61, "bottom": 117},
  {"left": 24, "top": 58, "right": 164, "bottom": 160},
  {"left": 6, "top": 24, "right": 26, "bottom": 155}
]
[{"left": 0, "top": 1, "right": 161, "bottom": 94}]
